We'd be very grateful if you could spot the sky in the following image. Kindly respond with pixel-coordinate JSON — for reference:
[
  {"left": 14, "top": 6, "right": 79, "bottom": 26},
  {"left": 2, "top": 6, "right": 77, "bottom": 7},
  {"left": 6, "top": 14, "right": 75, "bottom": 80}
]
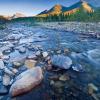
[{"left": 0, "top": 0, "right": 99, "bottom": 16}]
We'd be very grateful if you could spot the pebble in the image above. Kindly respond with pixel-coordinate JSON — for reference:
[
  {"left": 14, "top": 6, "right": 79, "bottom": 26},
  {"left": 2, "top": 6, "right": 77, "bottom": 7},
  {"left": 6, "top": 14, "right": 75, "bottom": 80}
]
[
  {"left": 88, "top": 83, "right": 98, "bottom": 95},
  {"left": 59, "top": 74, "right": 70, "bottom": 81},
  {"left": 36, "top": 51, "right": 41, "bottom": 56},
  {"left": 25, "top": 59, "right": 37, "bottom": 69},
  {"left": 3, "top": 74, "right": 11, "bottom": 86},
  {"left": 42, "top": 52, "right": 48, "bottom": 58},
  {"left": 18, "top": 47, "right": 26, "bottom": 53},
  {"left": 0, "top": 59, "right": 5, "bottom": 69}
]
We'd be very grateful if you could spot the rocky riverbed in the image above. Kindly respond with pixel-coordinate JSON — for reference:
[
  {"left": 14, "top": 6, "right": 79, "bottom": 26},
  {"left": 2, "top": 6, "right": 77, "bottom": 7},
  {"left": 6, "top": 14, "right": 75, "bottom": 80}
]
[{"left": 0, "top": 21, "right": 100, "bottom": 100}]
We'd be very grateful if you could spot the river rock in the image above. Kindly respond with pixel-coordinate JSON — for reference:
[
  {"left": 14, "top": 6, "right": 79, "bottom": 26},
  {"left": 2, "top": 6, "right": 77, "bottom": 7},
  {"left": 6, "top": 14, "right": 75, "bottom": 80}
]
[
  {"left": 88, "top": 49, "right": 100, "bottom": 64},
  {"left": 72, "top": 64, "right": 84, "bottom": 72},
  {"left": 0, "top": 52, "right": 3, "bottom": 58},
  {"left": 36, "top": 51, "right": 41, "bottom": 56},
  {"left": 42, "top": 52, "right": 48, "bottom": 58},
  {"left": 25, "top": 59, "right": 37, "bottom": 69},
  {"left": 51, "top": 55, "right": 72, "bottom": 69},
  {"left": 0, "top": 84, "right": 8, "bottom": 94},
  {"left": 9, "top": 67, "right": 43, "bottom": 97},
  {"left": 18, "top": 47, "right": 26, "bottom": 53},
  {"left": 27, "top": 54, "right": 37, "bottom": 60},
  {"left": 4, "top": 67, "right": 14, "bottom": 76},
  {"left": 0, "top": 59, "right": 5, "bottom": 69},
  {"left": 59, "top": 74, "right": 70, "bottom": 81},
  {"left": 88, "top": 83, "right": 98, "bottom": 95},
  {"left": 3, "top": 74, "right": 11, "bottom": 86}
]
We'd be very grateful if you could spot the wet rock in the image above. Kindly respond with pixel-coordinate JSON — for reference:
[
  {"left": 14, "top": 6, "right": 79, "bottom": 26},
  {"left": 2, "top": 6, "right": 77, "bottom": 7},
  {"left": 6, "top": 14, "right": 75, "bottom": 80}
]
[
  {"left": 64, "top": 48, "right": 70, "bottom": 54},
  {"left": 0, "top": 59, "right": 5, "bottom": 69},
  {"left": 2, "top": 55, "right": 10, "bottom": 60},
  {"left": 36, "top": 51, "right": 41, "bottom": 56},
  {"left": 27, "top": 54, "right": 37, "bottom": 60},
  {"left": 88, "top": 83, "right": 98, "bottom": 95},
  {"left": 3, "top": 74, "right": 11, "bottom": 86},
  {"left": 0, "top": 52, "right": 3, "bottom": 58},
  {"left": 72, "top": 64, "right": 84, "bottom": 72},
  {"left": 4, "top": 67, "right": 14, "bottom": 76},
  {"left": 13, "top": 62, "right": 23, "bottom": 68},
  {"left": 0, "top": 84, "right": 8, "bottom": 94},
  {"left": 25, "top": 59, "right": 37, "bottom": 69},
  {"left": 59, "top": 74, "right": 70, "bottom": 81},
  {"left": 88, "top": 49, "right": 100, "bottom": 64},
  {"left": 46, "top": 65, "right": 52, "bottom": 71},
  {"left": 53, "top": 81, "right": 65, "bottom": 88},
  {"left": 51, "top": 55, "right": 72, "bottom": 69},
  {"left": 42, "top": 52, "right": 48, "bottom": 58},
  {"left": 18, "top": 47, "right": 26, "bottom": 53},
  {"left": 56, "top": 50, "right": 61, "bottom": 54},
  {"left": 10, "top": 67, "right": 43, "bottom": 97}
]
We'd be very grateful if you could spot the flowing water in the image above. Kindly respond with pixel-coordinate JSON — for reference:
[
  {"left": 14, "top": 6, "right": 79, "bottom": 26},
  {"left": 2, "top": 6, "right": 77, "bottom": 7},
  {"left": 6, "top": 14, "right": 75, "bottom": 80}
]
[{"left": 0, "top": 22, "right": 100, "bottom": 100}]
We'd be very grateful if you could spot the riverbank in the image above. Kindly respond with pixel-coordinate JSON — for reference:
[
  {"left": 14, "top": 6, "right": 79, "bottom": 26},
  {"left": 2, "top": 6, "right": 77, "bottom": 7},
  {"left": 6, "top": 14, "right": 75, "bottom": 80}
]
[{"left": 37, "top": 22, "right": 100, "bottom": 38}]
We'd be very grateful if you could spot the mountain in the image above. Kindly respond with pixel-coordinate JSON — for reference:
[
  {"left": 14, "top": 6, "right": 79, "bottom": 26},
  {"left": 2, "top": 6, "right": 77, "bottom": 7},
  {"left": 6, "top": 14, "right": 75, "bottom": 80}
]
[
  {"left": 11, "top": 13, "right": 26, "bottom": 19},
  {"left": 37, "top": 1, "right": 94, "bottom": 17}
]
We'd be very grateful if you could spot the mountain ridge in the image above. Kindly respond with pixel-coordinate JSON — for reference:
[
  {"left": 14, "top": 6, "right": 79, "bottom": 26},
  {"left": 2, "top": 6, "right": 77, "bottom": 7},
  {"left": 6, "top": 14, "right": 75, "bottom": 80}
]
[{"left": 37, "top": 1, "right": 94, "bottom": 17}]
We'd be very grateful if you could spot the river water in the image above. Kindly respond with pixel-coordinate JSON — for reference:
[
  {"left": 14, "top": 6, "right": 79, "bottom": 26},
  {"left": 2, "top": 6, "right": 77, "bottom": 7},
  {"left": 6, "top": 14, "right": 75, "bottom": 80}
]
[{"left": 0, "top": 22, "right": 100, "bottom": 100}]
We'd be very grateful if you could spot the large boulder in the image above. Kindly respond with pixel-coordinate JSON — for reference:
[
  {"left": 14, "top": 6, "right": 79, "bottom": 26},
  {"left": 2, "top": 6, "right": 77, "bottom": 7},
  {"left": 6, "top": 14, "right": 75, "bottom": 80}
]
[
  {"left": 9, "top": 67, "right": 43, "bottom": 97},
  {"left": 51, "top": 55, "right": 72, "bottom": 69}
]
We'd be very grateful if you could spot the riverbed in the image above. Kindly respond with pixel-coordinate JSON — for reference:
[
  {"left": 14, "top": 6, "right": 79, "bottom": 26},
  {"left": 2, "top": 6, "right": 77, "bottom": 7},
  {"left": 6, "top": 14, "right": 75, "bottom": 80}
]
[{"left": 0, "top": 22, "right": 100, "bottom": 100}]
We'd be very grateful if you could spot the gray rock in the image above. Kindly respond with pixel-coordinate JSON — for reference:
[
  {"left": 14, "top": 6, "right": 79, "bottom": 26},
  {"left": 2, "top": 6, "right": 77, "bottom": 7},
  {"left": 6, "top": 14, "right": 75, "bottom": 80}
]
[
  {"left": 51, "top": 55, "right": 72, "bottom": 69},
  {"left": 10, "top": 67, "right": 43, "bottom": 97},
  {"left": 72, "top": 64, "right": 84, "bottom": 72},
  {"left": 3, "top": 74, "right": 11, "bottom": 86},
  {"left": 0, "top": 84, "right": 8, "bottom": 94},
  {"left": 88, "top": 49, "right": 100, "bottom": 64},
  {"left": 36, "top": 51, "right": 41, "bottom": 56},
  {"left": 18, "top": 47, "right": 26, "bottom": 53},
  {"left": 4, "top": 67, "right": 14, "bottom": 76},
  {"left": 0, "top": 59, "right": 5, "bottom": 70},
  {"left": 42, "top": 52, "right": 48, "bottom": 58}
]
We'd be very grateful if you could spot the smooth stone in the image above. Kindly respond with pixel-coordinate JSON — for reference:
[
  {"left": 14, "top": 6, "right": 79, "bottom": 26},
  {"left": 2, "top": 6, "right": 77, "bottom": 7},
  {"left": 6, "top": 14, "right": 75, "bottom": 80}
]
[
  {"left": 72, "top": 64, "right": 84, "bottom": 72},
  {"left": 13, "top": 62, "right": 22, "bottom": 67},
  {"left": 3, "top": 74, "right": 11, "bottom": 86},
  {"left": 4, "top": 67, "right": 14, "bottom": 76},
  {"left": 0, "top": 59, "right": 5, "bottom": 69},
  {"left": 25, "top": 60, "right": 37, "bottom": 69},
  {"left": 2, "top": 55, "right": 10, "bottom": 60},
  {"left": 88, "top": 83, "right": 98, "bottom": 95},
  {"left": 42, "top": 52, "right": 48, "bottom": 58},
  {"left": 18, "top": 47, "right": 26, "bottom": 53},
  {"left": 0, "top": 84, "right": 8, "bottom": 94},
  {"left": 59, "top": 74, "right": 70, "bottom": 81},
  {"left": 36, "top": 51, "right": 41, "bottom": 56},
  {"left": 51, "top": 55, "right": 72, "bottom": 69},
  {"left": 10, "top": 67, "right": 43, "bottom": 97},
  {"left": 27, "top": 54, "right": 37, "bottom": 60},
  {"left": 53, "top": 81, "right": 65, "bottom": 88},
  {"left": 88, "top": 49, "right": 100, "bottom": 64},
  {"left": 0, "top": 52, "right": 3, "bottom": 58}
]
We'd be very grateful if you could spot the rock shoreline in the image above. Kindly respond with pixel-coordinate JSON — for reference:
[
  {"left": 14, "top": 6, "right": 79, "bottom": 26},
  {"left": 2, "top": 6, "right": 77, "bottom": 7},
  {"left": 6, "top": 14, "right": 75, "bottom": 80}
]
[{"left": 37, "top": 22, "right": 100, "bottom": 39}]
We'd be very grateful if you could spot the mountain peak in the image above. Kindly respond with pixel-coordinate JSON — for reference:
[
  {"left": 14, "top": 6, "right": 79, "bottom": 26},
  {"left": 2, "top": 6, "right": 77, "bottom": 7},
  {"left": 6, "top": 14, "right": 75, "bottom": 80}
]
[{"left": 37, "top": 1, "right": 94, "bottom": 17}]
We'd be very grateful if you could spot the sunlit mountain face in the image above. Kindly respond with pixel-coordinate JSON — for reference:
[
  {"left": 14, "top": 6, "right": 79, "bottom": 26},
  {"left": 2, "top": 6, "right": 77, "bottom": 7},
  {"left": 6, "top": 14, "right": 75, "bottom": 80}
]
[{"left": 37, "top": 1, "right": 94, "bottom": 17}]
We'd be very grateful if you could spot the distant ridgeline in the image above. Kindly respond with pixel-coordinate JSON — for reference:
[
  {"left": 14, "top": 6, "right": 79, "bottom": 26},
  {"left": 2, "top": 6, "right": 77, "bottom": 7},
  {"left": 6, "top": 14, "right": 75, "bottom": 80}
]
[{"left": 11, "top": 1, "right": 100, "bottom": 22}]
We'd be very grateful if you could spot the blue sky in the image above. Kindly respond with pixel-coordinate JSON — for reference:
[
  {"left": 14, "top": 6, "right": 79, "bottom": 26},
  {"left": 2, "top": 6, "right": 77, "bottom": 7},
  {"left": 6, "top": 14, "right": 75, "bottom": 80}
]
[{"left": 0, "top": 0, "right": 99, "bottom": 16}]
